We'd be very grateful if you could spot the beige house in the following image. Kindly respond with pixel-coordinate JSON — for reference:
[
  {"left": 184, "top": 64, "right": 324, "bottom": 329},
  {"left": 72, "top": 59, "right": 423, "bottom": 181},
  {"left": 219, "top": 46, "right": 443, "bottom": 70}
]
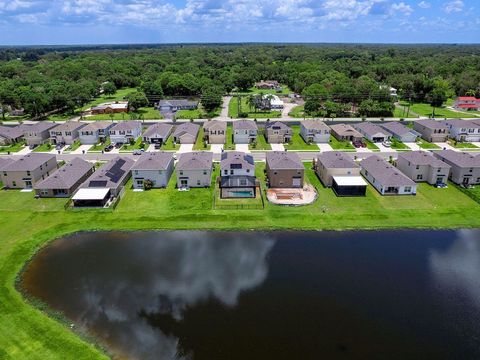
[
  {"left": 433, "top": 150, "right": 480, "bottom": 185},
  {"left": 330, "top": 124, "right": 363, "bottom": 142},
  {"left": 172, "top": 123, "right": 200, "bottom": 144},
  {"left": 413, "top": 119, "right": 449, "bottom": 142},
  {"left": 396, "top": 151, "right": 450, "bottom": 186},
  {"left": 1, "top": 153, "right": 57, "bottom": 189},
  {"left": 23, "top": 122, "right": 56, "bottom": 146},
  {"left": 265, "top": 121, "right": 292, "bottom": 143},
  {"left": 49, "top": 121, "right": 86, "bottom": 145},
  {"left": 203, "top": 120, "right": 227, "bottom": 144},
  {"left": 266, "top": 151, "right": 304, "bottom": 188},
  {"left": 176, "top": 152, "right": 213, "bottom": 188}
]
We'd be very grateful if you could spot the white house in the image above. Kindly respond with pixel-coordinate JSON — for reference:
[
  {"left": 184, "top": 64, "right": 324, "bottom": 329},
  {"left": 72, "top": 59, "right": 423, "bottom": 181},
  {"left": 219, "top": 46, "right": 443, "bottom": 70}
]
[
  {"left": 131, "top": 152, "right": 175, "bottom": 189},
  {"left": 353, "top": 122, "right": 391, "bottom": 143},
  {"left": 233, "top": 120, "right": 258, "bottom": 144},
  {"left": 300, "top": 120, "right": 330, "bottom": 143},
  {"left": 109, "top": 121, "right": 143, "bottom": 144},
  {"left": 79, "top": 121, "right": 115, "bottom": 145},
  {"left": 443, "top": 119, "right": 480, "bottom": 142}
]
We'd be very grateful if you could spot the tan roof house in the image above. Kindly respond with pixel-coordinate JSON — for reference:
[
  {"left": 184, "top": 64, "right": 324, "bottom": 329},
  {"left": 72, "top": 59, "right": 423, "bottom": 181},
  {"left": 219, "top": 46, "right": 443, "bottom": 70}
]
[
  {"left": 172, "top": 123, "right": 200, "bottom": 144},
  {"left": 266, "top": 151, "right": 304, "bottom": 188},
  {"left": 176, "top": 151, "right": 213, "bottom": 188},
  {"left": 203, "top": 120, "right": 227, "bottom": 144},
  {"left": 413, "top": 119, "right": 449, "bottom": 143},
  {"left": 433, "top": 150, "right": 480, "bottom": 185},
  {"left": 330, "top": 124, "right": 363, "bottom": 142},
  {"left": 396, "top": 151, "right": 450, "bottom": 186},
  {"left": 265, "top": 121, "right": 292, "bottom": 144},
  {"left": 1, "top": 153, "right": 57, "bottom": 189},
  {"left": 353, "top": 122, "right": 391, "bottom": 143},
  {"left": 34, "top": 158, "right": 95, "bottom": 197}
]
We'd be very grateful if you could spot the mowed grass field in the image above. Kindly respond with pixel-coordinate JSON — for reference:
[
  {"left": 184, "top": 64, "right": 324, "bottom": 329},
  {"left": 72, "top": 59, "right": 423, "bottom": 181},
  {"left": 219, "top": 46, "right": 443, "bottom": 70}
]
[{"left": 1, "top": 162, "right": 480, "bottom": 359}]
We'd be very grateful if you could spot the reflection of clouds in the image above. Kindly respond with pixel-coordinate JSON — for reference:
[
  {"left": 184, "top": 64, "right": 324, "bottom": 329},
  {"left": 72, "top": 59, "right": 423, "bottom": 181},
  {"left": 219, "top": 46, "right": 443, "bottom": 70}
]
[
  {"left": 69, "top": 231, "right": 275, "bottom": 360},
  {"left": 429, "top": 229, "right": 480, "bottom": 308}
]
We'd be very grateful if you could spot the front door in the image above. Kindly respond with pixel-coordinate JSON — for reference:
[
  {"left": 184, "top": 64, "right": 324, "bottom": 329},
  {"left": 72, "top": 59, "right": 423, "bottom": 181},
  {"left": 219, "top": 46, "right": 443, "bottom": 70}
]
[
  {"left": 463, "top": 177, "right": 470, "bottom": 185},
  {"left": 180, "top": 179, "right": 188, "bottom": 187},
  {"left": 24, "top": 180, "right": 32, "bottom": 189}
]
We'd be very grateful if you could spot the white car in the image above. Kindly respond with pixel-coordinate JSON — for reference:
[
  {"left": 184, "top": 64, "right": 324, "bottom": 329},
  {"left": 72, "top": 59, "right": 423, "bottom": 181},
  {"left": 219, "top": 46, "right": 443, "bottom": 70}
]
[{"left": 382, "top": 141, "right": 392, "bottom": 148}]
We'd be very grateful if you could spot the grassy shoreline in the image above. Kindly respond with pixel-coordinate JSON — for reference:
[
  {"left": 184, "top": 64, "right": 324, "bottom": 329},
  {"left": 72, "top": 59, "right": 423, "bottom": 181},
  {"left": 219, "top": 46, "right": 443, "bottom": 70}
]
[{"left": 2, "top": 166, "right": 480, "bottom": 358}]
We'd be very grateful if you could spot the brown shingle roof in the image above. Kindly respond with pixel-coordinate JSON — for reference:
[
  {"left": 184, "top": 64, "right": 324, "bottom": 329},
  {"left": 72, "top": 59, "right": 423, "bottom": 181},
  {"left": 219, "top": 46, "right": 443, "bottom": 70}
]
[
  {"left": 131, "top": 152, "right": 174, "bottom": 171},
  {"left": 266, "top": 151, "right": 303, "bottom": 170},
  {"left": 34, "top": 158, "right": 93, "bottom": 190}
]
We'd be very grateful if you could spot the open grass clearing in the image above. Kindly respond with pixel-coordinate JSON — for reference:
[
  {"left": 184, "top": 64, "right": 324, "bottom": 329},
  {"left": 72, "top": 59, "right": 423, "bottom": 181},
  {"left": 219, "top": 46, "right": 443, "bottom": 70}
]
[{"left": 228, "top": 96, "right": 282, "bottom": 118}]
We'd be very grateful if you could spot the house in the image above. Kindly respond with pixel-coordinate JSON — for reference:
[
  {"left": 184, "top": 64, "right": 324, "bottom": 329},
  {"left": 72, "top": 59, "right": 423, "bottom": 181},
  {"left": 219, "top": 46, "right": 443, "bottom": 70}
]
[
  {"left": 453, "top": 96, "right": 480, "bottom": 111},
  {"left": 23, "top": 122, "right": 56, "bottom": 146},
  {"left": 142, "top": 123, "right": 173, "bottom": 144},
  {"left": 0, "top": 157, "right": 15, "bottom": 184},
  {"left": 131, "top": 152, "right": 174, "bottom": 189},
  {"left": 255, "top": 80, "right": 282, "bottom": 91},
  {"left": 73, "top": 157, "right": 134, "bottom": 207},
  {"left": 233, "top": 120, "right": 258, "bottom": 144},
  {"left": 220, "top": 151, "right": 256, "bottom": 198},
  {"left": 10, "top": 108, "right": 25, "bottom": 116},
  {"left": 172, "top": 123, "right": 200, "bottom": 144},
  {"left": 396, "top": 151, "right": 450, "bottom": 186},
  {"left": 34, "top": 158, "right": 95, "bottom": 198},
  {"left": 109, "top": 121, "right": 142, "bottom": 144},
  {"left": 300, "top": 120, "right": 330, "bottom": 144},
  {"left": 157, "top": 100, "right": 198, "bottom": 117},
  {"left": 0, "top": 125, "right": 26, "bottom": 145},
  {"left": 361, "top": 155, "right": 417, "bottom": 195},
  {"left": 1, "top": 153, "right": 57, "bottom": 189},
  {"left": 261, "top": 94, "right": 284, "bottom": 110},
  {"left": 413, "top": 119, "right": 449, "bottom": 143},
  {"left": 380, "top": 122, "right": 420, "bottom": 143},
  {"left": 79, "top": 121, "right": 115, "bottom": 145},
  {"left": 315, "top": 151, "right": 367, "bottom": 196},
  {"left": 330, "top": 124, "right": 363, "bottom": 142},
  {"left": 49, "top": 121, "right": 86, "bottom": 145},
  {"left": 353, "top": 122, "right": 391, "bottom": 143},
  {"left": 91, "top": 102, "right": 128, "bottom": 115},
  {"left": 176, "top": 151, "right": 213, "bottom": 188},
  {"left": 265, "top": 121, "right": 292, "bottom": 144},
  {"left": 266, "top": 151, "right": 304, "bottom": 188},
  {"left": 443, "top": 119, "right": 480, "bottom": 142},
  {"left": 203, "top": 120, "right": 227, "bottom": 144},
  {"left": 433, "top": 150, "right": 480, "bottom": 186}
]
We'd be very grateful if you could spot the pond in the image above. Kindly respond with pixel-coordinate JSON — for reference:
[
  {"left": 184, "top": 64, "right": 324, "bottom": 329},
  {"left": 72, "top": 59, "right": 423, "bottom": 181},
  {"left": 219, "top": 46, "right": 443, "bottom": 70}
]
[{"left": 21, "top": 230, "right": 480, "bottom": 360}]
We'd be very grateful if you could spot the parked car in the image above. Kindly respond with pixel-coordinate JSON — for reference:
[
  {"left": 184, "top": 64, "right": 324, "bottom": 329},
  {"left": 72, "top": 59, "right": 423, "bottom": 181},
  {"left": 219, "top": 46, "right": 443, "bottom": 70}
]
[
  {"left": 353, "top": 140, "right": 364, "bottom": 148},
  {"left": 154, "top": 143, "right": 161, "bottom": 150},
  {"left": 133, "top": 149, "right": 144, "bottom": 155},
  {"left": 115, "top": 142, "right": 123, "bottom": 149},
  {"left": 382, "top": 141, "right": 392, "bottom": 148},
  {"left": 104, "top": 144, "right": 114, "bottom": 152},
  {"left": 55, "top": 144, "right": 63, "bottom": 151}
]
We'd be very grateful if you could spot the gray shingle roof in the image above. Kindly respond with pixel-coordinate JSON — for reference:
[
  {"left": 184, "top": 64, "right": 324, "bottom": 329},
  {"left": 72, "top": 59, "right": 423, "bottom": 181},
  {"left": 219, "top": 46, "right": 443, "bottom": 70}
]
[
  {"left": 317, "top": 151, "right": 358, "bottom": 169},
  {"left": 301, "top": 120, "right": 330, "bottom": 131},
  {"left": 380, "top": 122, "right": 420, "bottom": 138},
  {"left": 203, "top": 120, "right": 227, "bottom": 132},
  {"left": 131, "top": 152, "right": 174, "bottom": 171},
  {"left": 266, "top": 151, "right": 303, "bottom": 170},
  {"left": 233, "top": 120, "right": 258, "bottom": 131},
  {"left": 415, "top": 119, "right": 449, "bottom": 130},
  {"left": 398, "top": 151, "right": 450, "bottom": 167},
  {"left": 34, "top": 158, "right": 93, "bottom": 190},
  {"left": 0, "top": 157, "right": 15, "bottom": 170},
  {"left": 353, "top": 122, "right": 391, "bottom": 137},
  {"left": 0, "top": 125, "right": 26, "bottom": 140},
  {"left": 2, "top": 153, "right": 56, "bottom": 171},
  {"left": 361, "top": 155, "right": 416, "bottom": 187},
  {"left": 173, "top": 123, "right": 200, "bottom": 137},
  {"left": 158, "top": 100, "right": 198, "bottom": 107},
  {"left": 265, "top": 121, "right": 291, "bottom": 131},
  {"left": 220, "top": 151, "right": 254, "bottom": 172},
  {"left": 433, "top": 150, "right": 480, "bottom": 168},
  {"left": 444, "top": 119, "right": 480, "bottom": 129},
  {"left": 80, "top": 121, "right": 114, "bottom": 132},
  {"left": 50, "top": 121, "right": 86, "bottom": 133},
  {"left": 143, "top": 123, "right": 173, "bottom": 138},
  {"left": 82, "top": 157, "right": 134, "bottom": 189},
  {"left": 177, "top": 152, "right": 213, "bottom": 170},
  {"left": 24, "top": 122, "right": 56, "bottom": 133},
  {"left": 110, "top": 121, "right": 142, "bottom": 132}
]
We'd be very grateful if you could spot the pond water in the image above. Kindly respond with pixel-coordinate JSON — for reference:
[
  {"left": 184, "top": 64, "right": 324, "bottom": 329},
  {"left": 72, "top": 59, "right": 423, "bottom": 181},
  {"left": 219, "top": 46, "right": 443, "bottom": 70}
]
[{"left": 21, "top": 230, "right": 480, "bottom": 360}]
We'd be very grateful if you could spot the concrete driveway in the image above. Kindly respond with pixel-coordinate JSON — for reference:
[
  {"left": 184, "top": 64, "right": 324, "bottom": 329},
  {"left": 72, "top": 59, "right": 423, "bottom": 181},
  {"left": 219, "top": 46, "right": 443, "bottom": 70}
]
[
  {"left": 376, "top": 143, "right": 396, "bottom": 152},
  {"left": 235, "top": 144, "right": 250, "bottom": 153},
  {"left": 16, "top": 146, "right": 32, "bottom": 155},
  {"left": 404, "top": 142, "right": 421, "bottom": 151},
  {"left": 72, "top": 144, "right": 92, "bottom": 154},
  {"left": 178, "top": 143, "right": 194, "bottom": 153},
  {"left": 210, "top": 144, "right": 224, "bottom": 154},
  {"left": 270, "top": 143, "right": 285, "bottom": 151},
  {"left": 355, "top": 147, "right": 371, "bottom": 153},
  {"left": 317, "top": 143, "right": 334, "bottom": 152},
  {"left": 435, "top": 142, "right": 457, "bottom": 151}
]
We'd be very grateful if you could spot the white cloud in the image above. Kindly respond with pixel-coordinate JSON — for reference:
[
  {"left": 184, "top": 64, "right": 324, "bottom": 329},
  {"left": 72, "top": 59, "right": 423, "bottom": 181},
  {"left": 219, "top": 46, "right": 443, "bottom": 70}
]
[
  {"left": 443, "top": 0, "right": 464, "bottom": 13},
  {"left": 392, "top": 2, "right": 413, "bottom": 16},
  {"left": 418, "top": 1, "right": 431, "bottom": 9}
]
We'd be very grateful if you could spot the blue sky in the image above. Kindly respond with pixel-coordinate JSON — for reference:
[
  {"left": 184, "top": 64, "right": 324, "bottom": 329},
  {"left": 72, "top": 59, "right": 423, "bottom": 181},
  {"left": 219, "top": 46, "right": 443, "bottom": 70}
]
[{"left": 0, "top": 0, "right": 478, "bottom": 45}]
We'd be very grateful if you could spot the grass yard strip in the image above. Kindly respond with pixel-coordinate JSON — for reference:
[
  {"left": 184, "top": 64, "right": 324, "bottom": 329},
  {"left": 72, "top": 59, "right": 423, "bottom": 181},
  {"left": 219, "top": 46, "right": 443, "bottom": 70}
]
[
  {"left": 228, "top": 97, "right": 282, "bottom": 119},
  {"left": 87, "top": 107, "right": 161, "bottom": 121},
  {"left": 284, "top": 125, "right": 318, "bottom": 151},
  {"left": 249, "top": 134, "right": 272, "bottom": 150},
  {"left": 64, "top": 140, "right": 81, "bottom": 152},
  {"left": 0, "top": 141, "right": 26, "bottom": 153},
  {"left": 1, "top": 164, "right": 480, "bottom": 359},
  {"left": 329, "top": 135, "right": 355, "bottom": 151},
  {"left": 390, "top": 139, "right": 410, "bottom": 150},
  {"left": 77, "top": 87, "right": 137, "bottom": 112},
  {"left": 120, "top": 137, "right": 145, "bottom": 152},
  {"left": 417, "top": 138, "right": 441, "bottom": 150},
  {"left": 364, "top": 139, "right": 380, "bottom": 151},
  {"left": 448, "top": 141, "right": 479, "bottom": 149},
  {"left": 33, "top": 143, "right": 54, "bottom": 152},
  {"left": 193, "top": 126, "right": 211, "bottom": 150},
  {"left": 224, "top": 125, "right": 235, "bottom": 150},
  {"left": 161, "top": 134, "right": 180, "bottom": 151},
  {"left": 89, "top": 138, "right": 111, "bottom": 152}
]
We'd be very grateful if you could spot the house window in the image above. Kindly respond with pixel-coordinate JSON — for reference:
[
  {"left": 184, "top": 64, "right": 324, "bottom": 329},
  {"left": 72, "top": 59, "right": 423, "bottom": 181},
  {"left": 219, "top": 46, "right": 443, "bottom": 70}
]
[
  {"left": 273, "top": 171, "right": 278, "bottom": 175},
  {"left": 41, "top": 189, "right": 48, "bottom": 196},
  {"left": 416, "top": 165, "right": 419, "bottom": 170},
  {"left": 3, "top": 172, "right": 6, "bottom": 177},
  {"left": 224, "top": 170, "right": 228, "bottom": 175},
  {"left": 416, "top": 174, "right": 423, "bottom": 180},
  {"left": 405, "top": 187, "right": 412, "bottom": 193},
  {"left": 12, "top": 181, "right": 16, "bottom": 187},
  {"left": 437, "top": 168, "right": 441, "bottom": 173},
  {"left": 203, "top": 171, "right": 207, "bottom": 175},
  {"left": 197, "top": 180, "right": 201, "bottom": 186},
  {"left": 26, "top": 171, "right": 31, "bottom": 176},
  {"left": 179, "top": 171, "right": 183, "bottom": 175},
  {"left": 135, "top": 170, "right": 138, "bottom": 175}
]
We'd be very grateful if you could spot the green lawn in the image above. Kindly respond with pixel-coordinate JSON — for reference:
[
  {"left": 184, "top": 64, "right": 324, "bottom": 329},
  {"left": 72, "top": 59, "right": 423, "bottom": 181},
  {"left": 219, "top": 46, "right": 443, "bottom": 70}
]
[
  {"left": 63, "top": 140, "right": 81, "bottom": 152},
  {"left": 32, "top": 143, "right": 54, "bottom": 152},
  {"left": 284, "top": 125, "right": 318, "bottom": 151},
  {"left": 390, "top": 138, "right": 410, "bottom": 150},
  {"left": 228, "top": 97, "right": 282, "bottom": 118},
  {"left": 78, "top": 87, "right": 137, "bottom": 112},
  {"left": 249, "top": 133, "right": 272, "bottom": 150},
  {"left": 364, "top": 139, "right": 380, "bottom": 151},
  {"left": 409, "top": 103, "right": 478, "bottom": 118},
  {"left": 329, "top": 135, "right": 356, "bottom": 151},
  {"left": 393, "top": 105, "right": 417, "bottom": 118},
  {"left": 120, "top": 137, "right": 145, "bottom": 152},
  {"left": 161, "top": 134, "right": 180, "bottom": 151},
  {"left": 447, "top": 140, "right": 479, "bottom": 149},
  {"left": 417, "top": 138, "right": 441, "bottom": 150},
  {"left": 89, "top": 138, "right": 110, "bottom": 152},
  {"left": 176, "top": 107, "right": 220, "bottom": 120},
  {"left": 0, "top": 141, "right": 26, "bottom": 153},
  {"left": 1, "top": 163, "right": 480, "bottom": 359},
  {"left": 233, "top": 85, "right": 292, "bottom": 96},
  {"left": 193, "top": 126, "right": 211, "bottom": 151},
  {"left": 87, "top": 107, "right": 161, "bottom": 121},
  {"left": 224, "top": 125, "right": 235, "bottom": 150}
]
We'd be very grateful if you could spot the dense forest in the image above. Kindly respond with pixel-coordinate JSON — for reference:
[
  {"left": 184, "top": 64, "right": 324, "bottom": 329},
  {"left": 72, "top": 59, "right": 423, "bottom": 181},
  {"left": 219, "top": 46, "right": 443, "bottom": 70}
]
[{"left": 0, "top": 44, "right": 479, "bottom": 118}]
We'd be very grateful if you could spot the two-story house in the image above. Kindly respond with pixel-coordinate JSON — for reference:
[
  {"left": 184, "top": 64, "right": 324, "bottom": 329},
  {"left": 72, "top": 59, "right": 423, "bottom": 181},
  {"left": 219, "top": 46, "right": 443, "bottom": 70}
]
[
  {"left": 1, "top": 153, "right": 57, "bottom": 189},
  {"left": 220, "top": 151, "right": 256, "bottom": 198},
  {"left": 23, "top": 122, "right": 57, "bottom": 146},
  {"left": 176, "top": 152, "right": 213, "bottom": 188},
  {"left": 413, "top": 119, "right": 449, "bottom": 143},
  {"left": 266, "top": 151, "right": 304, "bottom": 188},
  {"left": 142, "top": 123, "right": 173, "bottom": 144},
  {"left": 443, "top": 119, "right": 480, "bottom": 142},
  {"left": 203, "top": 120, "right": 227, "bottom": 144},
  {"left": 433, "top": 150, "right": 480, "bottom": 186},
  {"left": 300, "top": 120, "right": 330, "bottom": 143},
  {"left": 233, "top": 120, "right": 258, "bottom": 144},
  {"left": 131, "top": 152, "right": 175, "bottom": 189},
  {"left": 109, "top": 121, "right": 143, "bottom": 144},
  {"left": 265, "top": 121, "right": 292, "bottom": 144},
  {"left": 79, "top": 121, "right": 115, "bottom": 145},
  {"left": 396, "top": 151, "right": 450, "bottom": 186},
  {"left": 49, "top": 122, "right": 86, "bottom": 145}
]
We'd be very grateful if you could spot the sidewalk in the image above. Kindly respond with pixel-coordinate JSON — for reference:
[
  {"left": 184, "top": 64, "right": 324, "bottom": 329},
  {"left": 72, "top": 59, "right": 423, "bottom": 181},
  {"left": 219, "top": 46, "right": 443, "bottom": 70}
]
[
  {"left": 270, "top": 143, "right": 285, "bottom": 151},
  {"left": 317, "top": 143, "right": 333, "bottom": 152}
]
